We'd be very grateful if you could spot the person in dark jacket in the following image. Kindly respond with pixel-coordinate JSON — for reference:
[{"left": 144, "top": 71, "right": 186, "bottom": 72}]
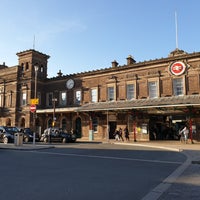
[
  {"left": 124, "top": 126, "right": 129, "bottom": 141},
  {"left": 118, "top": 127, "right": 124, "bottom": 142}
]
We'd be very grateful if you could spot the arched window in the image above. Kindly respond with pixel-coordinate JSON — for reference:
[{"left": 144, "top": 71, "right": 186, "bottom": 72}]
[
  {"left": 21, "top": 63, "right": 24, "bottom": 71},
  {"left": 62, "top": 118, "right": 67, "bottom": 130},
  {"left": 20, "top": 118, "right": 25, "bottom": 128},
  {"left": 25, "top": 62, "right": 29, "bottom": 70}
]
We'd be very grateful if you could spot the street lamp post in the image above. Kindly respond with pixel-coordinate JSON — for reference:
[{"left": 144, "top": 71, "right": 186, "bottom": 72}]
[
  {"left": 107, "top": 110, "right": 109, "bottom": 142},
  {"left": 33, "top": 64, "right": 39, "bottom": 145},
  {"left": 52, "top": 98, "right": 57, "bottom": 127},
  {"left": 34, "top": 65, "right": 39, "bottom": 100}
]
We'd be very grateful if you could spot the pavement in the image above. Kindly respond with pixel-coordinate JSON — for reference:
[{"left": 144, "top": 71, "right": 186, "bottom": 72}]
[
  {"left": 0, "top": 140, "right": 200, "bottom": 200},
  {"left": 0, "top": 143, "right": 55, "bottom": 150}
]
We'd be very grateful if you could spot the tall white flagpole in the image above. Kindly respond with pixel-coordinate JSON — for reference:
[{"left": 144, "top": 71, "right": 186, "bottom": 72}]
[{"left": 175, "top": 11, "right": 178, "bottom": 49}]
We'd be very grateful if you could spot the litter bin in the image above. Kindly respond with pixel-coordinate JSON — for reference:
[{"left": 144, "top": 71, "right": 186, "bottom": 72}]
[
  {"left": 89, "top": 130, "right": 94, "bottom": 141},
  {"left": 14, "top": 133, "right": 23, "bottom": 146}
]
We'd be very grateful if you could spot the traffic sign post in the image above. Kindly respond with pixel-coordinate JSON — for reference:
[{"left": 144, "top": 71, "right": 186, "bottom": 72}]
[
  {"left": 30, "top": 104, "right": 36, "bottom": 113},
  {"left": 30, "top": 98, "right": 39, "bottom": 105},
  {"left": 30, "top": 104, "right": 37, "bottom": 145}
]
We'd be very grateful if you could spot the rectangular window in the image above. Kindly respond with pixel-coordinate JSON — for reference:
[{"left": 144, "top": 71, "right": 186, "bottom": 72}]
[
  {"left": 107, "top": 86, "right": 114, "bottom": 101},
  {"left": 75, "top": 90, "right": 81, "bottom": 105},
  {"left": 46, "top": 93, "right": 53, "bottom": 106},
  {"left": 59, "top": 91, "right": 67, "bottom": 106},
  {"left": 91, "top": 88, "right": 98, "bottom": 103},
  {"left": 127, "top": 84, "right": 135, "bottom": 100},
  {"left": 7, "top": 93, "right": 12, "bottom": 107},
  {"left": 92, "top": 117, "right": 98, "bottom": 132},
  {"left": 148, "top": 81, "right": 158, "bottom": 98},
  {"left": 173, "top": 78, "right": 184, "bottom": 96},
  {"left": 21, "top": 92, "right": 27, "bottom": 106}
]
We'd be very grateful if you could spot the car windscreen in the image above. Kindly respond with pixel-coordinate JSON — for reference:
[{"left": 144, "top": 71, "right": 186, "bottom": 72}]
[{"left": 5, "top": 127, "right": 18, "bottom": 134}]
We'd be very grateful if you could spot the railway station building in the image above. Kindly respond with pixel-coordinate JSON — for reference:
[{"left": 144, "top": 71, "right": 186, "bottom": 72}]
[{"left": 0, "top": 48, "right": 200, "bottom": 142}]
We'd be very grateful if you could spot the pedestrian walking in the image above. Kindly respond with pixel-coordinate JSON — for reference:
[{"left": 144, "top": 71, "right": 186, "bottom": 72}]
[
  {"left": 124, "top": 126, "right": 129, "bottom": 141},
  {"left": 179, "top": 125, "right": 189, "bottom": 144},
  {"left": 114, "top": 129, "right": 120, "bottom": 141},
  {"left": 48, "top": 127, "right": 52, "bottom": 143},
  {"left": 118, "top": 127, "right": 124, "bottom": 141}
]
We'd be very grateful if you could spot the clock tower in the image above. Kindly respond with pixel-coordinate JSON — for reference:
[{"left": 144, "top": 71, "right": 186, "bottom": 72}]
[{"left": 16, "top": 49, "right": 50, "bottom": 80}]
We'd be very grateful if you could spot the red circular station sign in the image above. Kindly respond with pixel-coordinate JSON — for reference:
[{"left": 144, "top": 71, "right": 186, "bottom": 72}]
[
  {"left": 170, "top": 61, "right": 186, "bottom": 76},
  {"left": 30, "top": 104, "right": 36, "bottom": 113}
]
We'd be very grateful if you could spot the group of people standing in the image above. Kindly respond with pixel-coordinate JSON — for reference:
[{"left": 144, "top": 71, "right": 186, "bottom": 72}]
[{"left": 114, "top": 126, "right": 129, "bottom": 142}]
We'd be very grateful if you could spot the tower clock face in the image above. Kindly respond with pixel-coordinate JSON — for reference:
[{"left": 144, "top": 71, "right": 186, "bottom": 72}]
[{"left": 66, "top": 79, "right": 74, "bottom": 89}]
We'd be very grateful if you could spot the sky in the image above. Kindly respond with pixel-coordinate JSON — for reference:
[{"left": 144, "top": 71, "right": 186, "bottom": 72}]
[{"left": 0, "top": 0, "right": 200, "bottom": 78}]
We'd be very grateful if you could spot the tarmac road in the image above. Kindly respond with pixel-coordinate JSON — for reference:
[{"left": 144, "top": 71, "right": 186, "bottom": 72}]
[
  {"left": 0, "top": 140, "right": 200, "bottom": 200},
  {"left": 115, "top": 141, "right": 200, "bottom": 200}
]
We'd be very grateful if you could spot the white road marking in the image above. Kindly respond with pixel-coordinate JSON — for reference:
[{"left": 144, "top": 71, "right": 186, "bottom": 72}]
[
  {"left": 29, "top": 150, "right": 182, "bottom": 165},
  {"left": 141, "top": 156, "right": 191, "bottom": 200},
  {"left": 115, "top": 142, "right": 182, "bottom": 152}
]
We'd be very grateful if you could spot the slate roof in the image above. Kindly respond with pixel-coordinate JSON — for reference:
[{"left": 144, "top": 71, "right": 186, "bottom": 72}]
[{"left": 77, "top": 95, "right": 200, "bottom": 112}]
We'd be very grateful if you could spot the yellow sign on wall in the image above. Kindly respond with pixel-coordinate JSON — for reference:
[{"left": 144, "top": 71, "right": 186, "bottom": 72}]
[{"left": 30, "top": 98, "right": 39, "bottom": 105}]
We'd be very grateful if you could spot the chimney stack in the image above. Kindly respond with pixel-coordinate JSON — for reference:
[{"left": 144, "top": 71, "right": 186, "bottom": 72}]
[
  {"left": 126, "top": 55, "right": 136, "bottom": 65},
  {"left": 111, "top": 60, "right": 118, "bottom": 68}
]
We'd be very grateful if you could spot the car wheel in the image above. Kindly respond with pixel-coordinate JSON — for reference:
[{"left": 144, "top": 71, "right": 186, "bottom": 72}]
[
  {"left": 43, "top": 137, "right": 48, "bottom": 143},
  {"left": 24, "top": 137, "right": 29, "bottom": 143},
  {"left": 62, "top": 138, "right": 66, "bottom": 143},
  {"left": 3, "top": 137, "right": 8, "bottom": 144}
]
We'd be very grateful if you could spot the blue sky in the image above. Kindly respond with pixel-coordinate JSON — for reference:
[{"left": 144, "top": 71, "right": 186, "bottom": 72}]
[{"left": 0, "top": 0, "right": 200, "bottom": 77}]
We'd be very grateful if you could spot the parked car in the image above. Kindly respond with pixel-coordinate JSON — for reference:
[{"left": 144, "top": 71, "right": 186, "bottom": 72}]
[
  {"left": 0, "top": 126, "right": 17, "bottom": 144},
  {"left": 23, "top": 128, "right": 39, "bottom": 142},
  {"left": 17, "top": 127, "right": 40, "bottom": 142},
  {"left": 22, "top": 128, "right": 33, "bottom": 142},
  {"left": 40, "top": 128, "right": 76, "bottom": 143}
]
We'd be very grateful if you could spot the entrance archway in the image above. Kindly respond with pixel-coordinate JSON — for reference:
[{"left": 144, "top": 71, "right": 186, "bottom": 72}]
[
  {"left": 48, "top": 119, "right": 52, "bottom": 128},
  {"left": 19, "top": 117, "right": 25, "bottom": 128},
  {"left": 6, "top": 118, "right": 11, "bottom": 126},
  {"left": 109, "top": 121, "right": 116, "bottom": 139},
  {"left": 75, "top": 117, "right": 82, "bottom": 138},
  {"left": 62, "top": 118, "right": 67, "bottom": 130}
]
